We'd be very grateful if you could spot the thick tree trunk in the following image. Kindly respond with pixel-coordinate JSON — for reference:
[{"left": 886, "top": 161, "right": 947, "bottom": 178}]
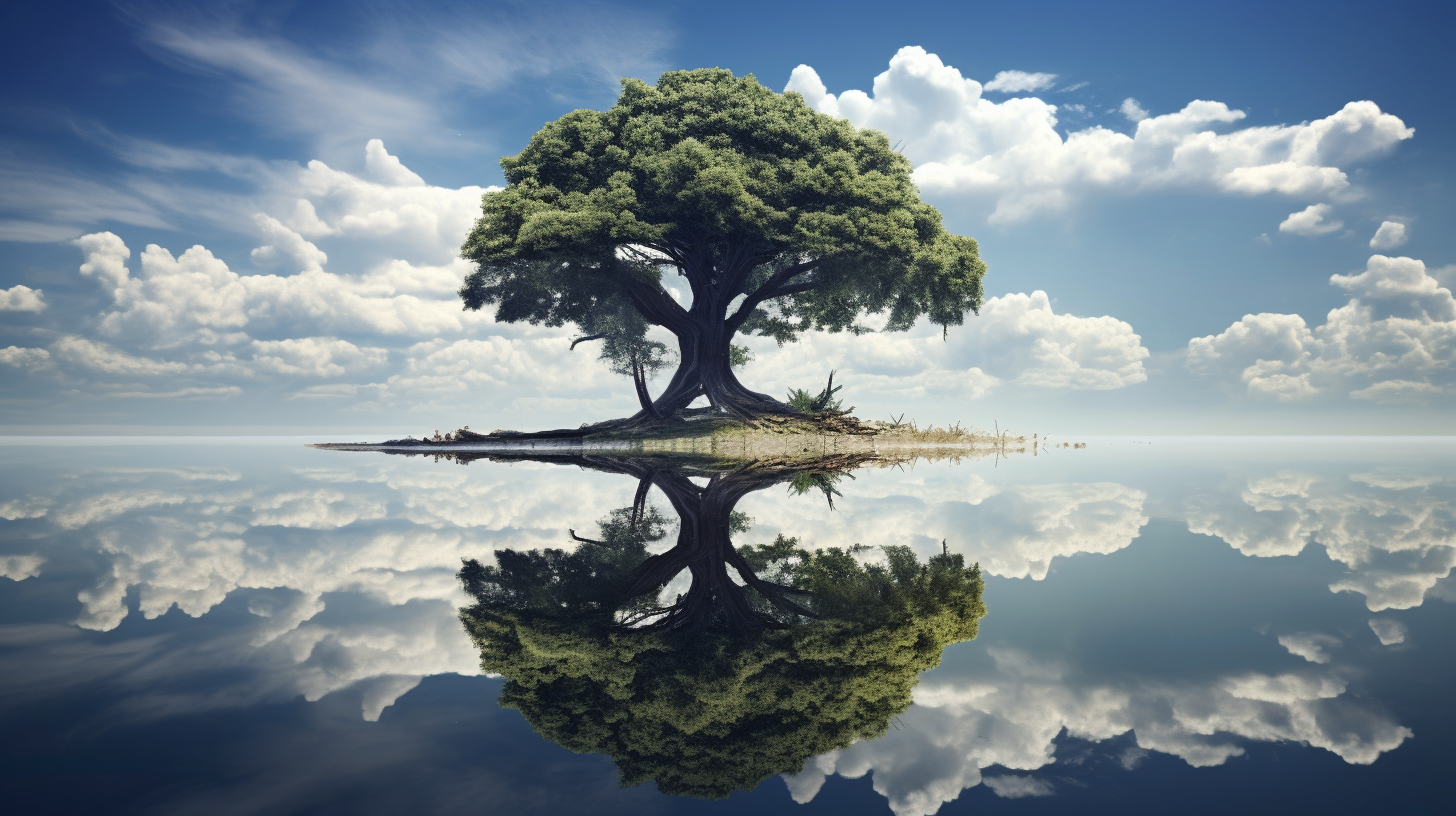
[{"left": 631, "top": 315, "right": 792, "bottom": 422}]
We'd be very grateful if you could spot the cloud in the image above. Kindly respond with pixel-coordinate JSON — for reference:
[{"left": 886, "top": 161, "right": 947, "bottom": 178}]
[
  {"left": 1120, "top": 98, "right": 1149, "bottom": 122},
  {"left": 0, "top": 284, "right": 46, "bottom": 312},
  {"left": 742, "top": 291, "right": 1148, "bottom": 408},
  {"left": 785, "top": 47, "right": 1413, "bottom": 223},
  {"left": 125, "top": 4, "right": 673, "bottom": 153},
  {"left": 1370, "top": 220, "right": 1408, "bottom": 249},
  {"left": 66, "top": 144, "right": 497, "bottom": 352},
  {"left": 1279, "top": 203, "right": 1344, "bottom": 236},
  {"left": 250, "top": 214, "right": 327, "bottom": 273},
  {"left": 1368, "top": 617, "right": 1407, "bottom": 645},
  {"left": 52, "top": 336, "right": 193, "bottom": 376},
  {"left": 131, "top": 18, "right": 449, "bottom": 151},
  {"left": 27, "top": 140, "right": 666, "bottom": 424},
  {"left": 1278, "top": 632, "right": 1342, "bottom": 663},
  {"left": 0, "top": 346, "right": 53, "bottom": 371},
  {"left": 250, "top": 338, "right": 388, "bottom": 377},
  {"left": 0, "top": 154, "right": 176, "bottom": 239},
  {"left": 110, "top": 386, "right": 244, "bottom": 399},
  {"left": 983, "top": 71, "right": 1058, "bottom": 93},
  {"left": 1187, "top": 255, "right": 1456, "bottom": 402}
]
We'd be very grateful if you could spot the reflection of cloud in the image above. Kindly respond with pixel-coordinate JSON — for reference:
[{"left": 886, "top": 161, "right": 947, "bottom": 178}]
[
  {"left": 0, "top": 495, "right": 51, "bottom": 519},
  {"left": 746, "top": 474, "right": 1147, "bottom": 581},
  {"left": 1, "top": 553, "right": 45, "bottom": 580},
  {"left": 1186, "top": 469, "right": 1456, "bottom": 610},
  {"left": 983, "top": 774, "right": 1054, "bottom": 798},
  {"left": 788, "top": 647, "right": 1411, "bottom": 816},
  {"left": 24, "top": 458, "right": 634, "bottom": 719},
  {"left": 54, "top": 489, "right": 198, "bottom": 529},
  {"left": 1368, "top": 617, "right": 1408, "bottom": 645},
  {"left": 1278, "top": 632, "right": 1342, "bottom": 664}
]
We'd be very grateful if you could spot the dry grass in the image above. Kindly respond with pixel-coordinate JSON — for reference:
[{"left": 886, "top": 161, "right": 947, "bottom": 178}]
[{"left": 308, "top": 411, "right": 1082, "bottom": 467}]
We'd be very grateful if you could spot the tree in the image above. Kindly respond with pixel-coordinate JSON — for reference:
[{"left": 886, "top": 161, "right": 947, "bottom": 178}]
[
  {"left": 460, "top": 68, "right": 987, "bottom": 423},
  {"left": 456, "top": 454, "right": 986, "bottom": 798}
]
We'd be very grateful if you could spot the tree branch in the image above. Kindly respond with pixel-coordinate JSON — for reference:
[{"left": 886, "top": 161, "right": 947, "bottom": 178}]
[
  {"left": 570, "top": 333, "right": 606, "bottom": 350},
  {"left": 726, "top": 260, "right": 820, "bottom": 333},
  {"left": 619, "top": 272, "right": 693, "bottom": 335},
  {"left": 633, "top": 358, "right": 662, "bottom": 418}
]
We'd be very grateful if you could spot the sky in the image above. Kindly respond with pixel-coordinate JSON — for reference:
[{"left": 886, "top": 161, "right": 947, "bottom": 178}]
[{"left": 1, "top": 0, "right": 1453, "bottom": 435}]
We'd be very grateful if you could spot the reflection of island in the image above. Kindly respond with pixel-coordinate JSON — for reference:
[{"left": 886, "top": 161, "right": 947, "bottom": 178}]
[{"left": 455, "top": 454, "right": 986, "bottom": 798}]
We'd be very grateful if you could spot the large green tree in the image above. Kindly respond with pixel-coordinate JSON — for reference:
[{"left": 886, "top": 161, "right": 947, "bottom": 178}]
[
  {"left": 456, "top": 454, "right": 986, "bottom": 798},
  {"left": 460, "top": 68, "right": 986, "bottom": 422}
]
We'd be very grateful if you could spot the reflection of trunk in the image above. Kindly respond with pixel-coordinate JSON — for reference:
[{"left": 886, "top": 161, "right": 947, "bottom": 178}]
[
  {"left": 447, "top": 450, "right": 876, "bottom": 630},
  {"left": 622, "top": 467, "right": 813, "bottom": 631}
]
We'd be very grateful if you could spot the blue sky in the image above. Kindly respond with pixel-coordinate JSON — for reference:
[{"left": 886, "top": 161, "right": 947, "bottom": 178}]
[{"left": 2, "top": 0, "right": 1453, "bottom": 434}]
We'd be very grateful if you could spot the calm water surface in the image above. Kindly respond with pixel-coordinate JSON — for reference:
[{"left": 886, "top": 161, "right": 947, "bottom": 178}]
[{"left": 1, "top": 437, "right": 1451, "bottom": 815}]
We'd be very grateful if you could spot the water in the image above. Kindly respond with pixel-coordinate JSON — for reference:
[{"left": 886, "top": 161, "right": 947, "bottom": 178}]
[{"left": 1, "top": 437, "right": 1451, "bottom": 815}]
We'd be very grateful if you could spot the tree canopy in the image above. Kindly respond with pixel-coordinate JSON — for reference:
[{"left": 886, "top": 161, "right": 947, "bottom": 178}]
[{"left": 460, "top": 68, "right": 986, "bottom": 420}]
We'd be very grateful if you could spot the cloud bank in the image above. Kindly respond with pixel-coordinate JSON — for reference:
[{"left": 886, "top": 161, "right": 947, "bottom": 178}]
[
  {"left": 1187, "top": 255, "right": 1456, "bottom": 403},
  {"left": 785, "top": 46, "right": 1412, "bottom": 223}
]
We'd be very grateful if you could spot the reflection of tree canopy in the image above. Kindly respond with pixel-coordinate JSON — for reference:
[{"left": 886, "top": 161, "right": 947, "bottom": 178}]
[{"left": 457, "top": 454, "right": 985, "bottom": 799}]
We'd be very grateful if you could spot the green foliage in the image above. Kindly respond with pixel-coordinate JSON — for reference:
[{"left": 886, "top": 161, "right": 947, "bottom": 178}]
[
  {"left": 727, "top": 509, "right": 753, "bottom": 535},
  {"left": 459, "top": 505, "right": 670, "bottom": 623},
  {"left": 786, "top": 370, "right": 848, "bottom": 415},
  {"left": 728, "top": 342, "right": 753, "bottom": 371},
  {"left": 787, "top": 470, "right": 848, "bottom": 508},
  {"left": 580, "top": 294, "right": 676, "bottom": 378},
  {"left": 459, "top": 68, "right": 986, "bottom": 343},
  {"left": 459, "top": 518, "right": 984, "bottom": 800}
]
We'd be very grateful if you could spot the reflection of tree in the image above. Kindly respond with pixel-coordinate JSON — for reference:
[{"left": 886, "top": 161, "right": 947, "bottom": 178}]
[{"left": 457, "top": 454, "right": 985, "bottom": 799}]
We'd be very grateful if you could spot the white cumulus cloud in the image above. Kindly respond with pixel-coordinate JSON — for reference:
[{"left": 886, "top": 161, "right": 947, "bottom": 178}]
[
  {"left": 1187, "top": 255, "right": 1456, "bottom": 402},
  {"left": 785, "top": 47, "right": 1413, "bottom": 223},
  {"left": 1279, "top": 203, "right": 1344, "bottom": 236},
  {"left": 250, "top": 337, "right": 388, "bottom": 377},
  {"left": 743, "top": 291, "right": 1148, "bottom": 409},
  {"left": 983, "top": 70, "right": 1058, "bottom": 93},
  {"left": 0, "top": 284, "right": 46, "bottom": 312},
  {"left": 0, "top": 346, "right": 53, "bottom": 371},
  {"left": 739, "top": 470, "right": 1148, "bottom": 583},
  {"left": 1370, "top": 220, "right": 1408, "bottom": 249}
]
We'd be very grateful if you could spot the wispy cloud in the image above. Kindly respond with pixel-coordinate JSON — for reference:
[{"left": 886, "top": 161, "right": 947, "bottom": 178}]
[
  {"left": 0, "top": 150, "right": 175, "bottom": 239},
  {"left": 120, "top": 2, "right": 676, "bottom": 154}
]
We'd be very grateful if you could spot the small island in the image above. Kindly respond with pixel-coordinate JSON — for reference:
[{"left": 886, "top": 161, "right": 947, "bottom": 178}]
[{"left": 313, "top": 68, "right": 1090, "bottom": 460}]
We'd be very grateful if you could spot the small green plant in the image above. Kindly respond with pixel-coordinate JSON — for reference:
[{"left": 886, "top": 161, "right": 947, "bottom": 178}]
[
  {"left": 787, "top": 470, "right": 850, "bottom": 509},
  {"left": 786, "top": 371, "right": 850, "bottom": 415}
]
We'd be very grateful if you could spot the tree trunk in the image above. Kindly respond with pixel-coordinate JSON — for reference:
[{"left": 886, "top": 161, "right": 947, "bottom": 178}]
[{"left": 633, "top": 315, "right": 791, "bottom": 422}]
